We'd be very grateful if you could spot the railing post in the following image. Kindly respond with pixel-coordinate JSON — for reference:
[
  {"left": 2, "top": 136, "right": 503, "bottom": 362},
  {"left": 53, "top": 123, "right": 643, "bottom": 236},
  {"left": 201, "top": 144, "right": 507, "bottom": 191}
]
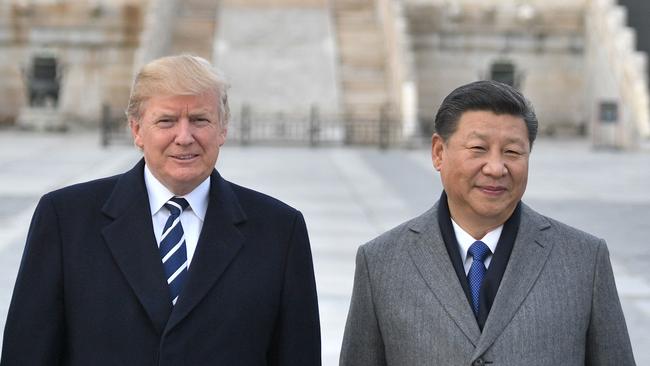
[
  {"left": 344, "top": 112, "right": 354, "bottom": 145},
  {"left": 101, "top": 103, "right": 110, "bottom": 147},
  {"left": 309, "top": 105, "right": 320, "bottom": 147},
  {"left": 379, "top": 103, "right": 390, "bottom": 150},
  {"left": 240, "top": 104, "right": 251, "bottom": 146}
]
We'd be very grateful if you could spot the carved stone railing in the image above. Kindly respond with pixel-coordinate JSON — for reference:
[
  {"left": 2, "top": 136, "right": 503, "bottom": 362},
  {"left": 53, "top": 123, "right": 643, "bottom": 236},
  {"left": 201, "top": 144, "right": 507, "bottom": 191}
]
[
  {"left": 132, "top": 0, "right": 178, "bottom": 72},
  {"left": 585, "top": 0, "right": 650, "bottom": 148},
  {"left": 376, "top": 0, "right": 418, "bottom": 139}
]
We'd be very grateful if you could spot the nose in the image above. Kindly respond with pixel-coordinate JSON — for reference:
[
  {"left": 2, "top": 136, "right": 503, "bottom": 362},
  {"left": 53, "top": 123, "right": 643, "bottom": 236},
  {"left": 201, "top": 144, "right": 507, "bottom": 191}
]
[
  {"left": 175, "top": 118, "right": 195, "bottom": 145},
  {"left": 481, "top": 152, "right": 508, "bottom": 177}
]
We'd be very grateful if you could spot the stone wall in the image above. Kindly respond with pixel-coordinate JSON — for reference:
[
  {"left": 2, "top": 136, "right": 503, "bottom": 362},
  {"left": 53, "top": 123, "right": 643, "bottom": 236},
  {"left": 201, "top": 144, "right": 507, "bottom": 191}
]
[
  {"left": 0, "top": 1, "right": 145, "bottom": 127},
  {"left": 404, "top": 0, "right": 587, "bottom": 8},
  {"left": 406, "top": 2, "right": 587, "bottom": 135}
]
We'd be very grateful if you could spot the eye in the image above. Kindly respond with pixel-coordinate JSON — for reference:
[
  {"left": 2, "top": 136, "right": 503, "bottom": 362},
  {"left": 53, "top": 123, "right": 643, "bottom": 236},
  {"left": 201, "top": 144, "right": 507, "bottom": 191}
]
[
  {"left": 191, "top": 117, "right": 212, "bottom": 126},
  {"left": 469, "top": 145, "right": 486, "bottom": 152},
  {"left": 156, "top": 118, "right": 174, "bottom": 127},
  {"left": 505, "top": 149, "right": 523, "bottom": 156}
]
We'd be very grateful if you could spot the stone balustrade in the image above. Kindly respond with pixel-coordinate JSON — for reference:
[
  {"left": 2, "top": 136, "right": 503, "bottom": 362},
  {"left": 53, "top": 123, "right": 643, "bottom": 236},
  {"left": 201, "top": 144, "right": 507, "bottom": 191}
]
[
  {"left": 376, "top": 0, "right": 418, "bottom": 138},
  {"left": 132, "top": 0, "right": 177, "bottom": 72},
  {"left": 586, "top": 0, "right": 650, "bottom": 148}
]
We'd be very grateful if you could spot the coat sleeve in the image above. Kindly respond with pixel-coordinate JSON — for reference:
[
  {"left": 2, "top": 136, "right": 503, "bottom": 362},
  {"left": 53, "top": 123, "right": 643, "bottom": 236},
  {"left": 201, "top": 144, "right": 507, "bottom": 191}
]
[
  {"left": 1, "top": 195, "right": 65, "bottom": 365},
  {"left": 585, "top": 240, "right": 636, "bottom": 366},
  {"left": 339, "top": 245, "right": 387, "bottom": 366},
  {"left": 267, "top": 211, "right": 321, "bottom": 366}
]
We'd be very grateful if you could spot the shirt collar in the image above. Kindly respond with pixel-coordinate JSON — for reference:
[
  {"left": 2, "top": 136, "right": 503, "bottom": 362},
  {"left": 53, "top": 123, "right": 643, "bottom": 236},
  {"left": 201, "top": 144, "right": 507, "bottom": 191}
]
[
  {"left": 451, "top": 218, "right": 503, "bottom": 263},
  {"left": 143, "top": 164, "right": 210, "bottom": 220}
]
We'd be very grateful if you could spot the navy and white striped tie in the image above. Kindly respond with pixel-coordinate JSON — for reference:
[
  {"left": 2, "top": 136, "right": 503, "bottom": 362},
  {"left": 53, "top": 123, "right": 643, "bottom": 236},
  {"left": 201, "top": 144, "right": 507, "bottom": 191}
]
[{"left": 160, "top": 197, "right": 189, "bottom": 305}]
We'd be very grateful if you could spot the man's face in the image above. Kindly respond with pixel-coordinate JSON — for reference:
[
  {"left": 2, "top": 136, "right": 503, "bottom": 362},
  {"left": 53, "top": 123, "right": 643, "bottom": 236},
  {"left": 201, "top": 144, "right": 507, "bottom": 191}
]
[
  {"left": 130, "top": 92, "right": 226, "bottom": 195},
  {"left": 432, "top": 110, "right": 530, "bottom": 232}
]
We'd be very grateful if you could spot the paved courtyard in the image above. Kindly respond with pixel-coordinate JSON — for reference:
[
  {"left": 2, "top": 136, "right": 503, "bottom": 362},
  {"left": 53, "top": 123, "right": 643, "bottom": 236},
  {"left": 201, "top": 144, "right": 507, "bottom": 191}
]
[{"left": 0, "top": 130, "right": 648, "bottom": 364}]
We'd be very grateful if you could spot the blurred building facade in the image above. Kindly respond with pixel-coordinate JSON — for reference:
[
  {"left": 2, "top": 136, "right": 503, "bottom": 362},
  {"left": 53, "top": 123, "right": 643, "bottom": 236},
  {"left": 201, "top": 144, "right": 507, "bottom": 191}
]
[
  {"left": 0, "top": 0, "right": 144, "bottom": 128},
  {"left": 0, "top": 0, "right": 648, "bottom": 147}
]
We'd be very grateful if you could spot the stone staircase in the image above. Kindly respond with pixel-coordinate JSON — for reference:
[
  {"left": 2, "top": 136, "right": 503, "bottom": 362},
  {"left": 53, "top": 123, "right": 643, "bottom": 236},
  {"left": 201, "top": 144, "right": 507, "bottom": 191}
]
[
  {"left": 169, "top": 0, "right": 219, "bottom": 60},
  {"left": 331, "top": 0, "right": 390, "bottom": 127},
  {"left": 134, "top": 0, "right": 219, "bottom": 69},
  {"left": 606, "top": 1, "right": 650, "bottom": 63}
]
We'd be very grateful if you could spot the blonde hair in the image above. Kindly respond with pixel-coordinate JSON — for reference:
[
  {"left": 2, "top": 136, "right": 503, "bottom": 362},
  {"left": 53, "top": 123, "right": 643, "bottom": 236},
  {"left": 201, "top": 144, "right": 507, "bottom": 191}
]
[{"left": 126, "top": 54, "right": 230, "bottom": 126}]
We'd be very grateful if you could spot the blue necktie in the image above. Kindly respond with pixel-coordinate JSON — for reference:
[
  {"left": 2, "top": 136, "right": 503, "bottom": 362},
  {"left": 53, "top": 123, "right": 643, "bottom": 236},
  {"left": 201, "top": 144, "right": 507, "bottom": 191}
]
[
  {"left": 467, "top": 240, "right": 491, "bottom": 317},
  {"left": 160, "top": 197, "right": 189, "bottom": 305}
]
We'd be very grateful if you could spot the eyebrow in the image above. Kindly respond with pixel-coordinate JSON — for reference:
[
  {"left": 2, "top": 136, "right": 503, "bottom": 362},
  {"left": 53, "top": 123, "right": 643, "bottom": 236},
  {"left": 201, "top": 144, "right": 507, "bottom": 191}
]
[
  {"left": 153, "top": 112, "right": 179, "bottom": 119},
  {"left": 467, "top": 131, "right": 527, "bottom": 145},
  {"left": 151, "top": 109, "right": 214, "bottom": 118},
  {"left": 188, "top": 111, "right": 213, "bottom": 118},
  {"left": 467, "top": 131, "right": 488, "bottom": 140}
]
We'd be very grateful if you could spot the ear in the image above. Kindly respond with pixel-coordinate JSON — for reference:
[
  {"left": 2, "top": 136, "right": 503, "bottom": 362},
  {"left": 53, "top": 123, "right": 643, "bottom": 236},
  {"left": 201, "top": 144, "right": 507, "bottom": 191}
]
[
  {"left": 129, "top": 118, "right": 144, "bottom": 149},
  {"left": 218, "top": 126, "right": 227, "bottom": 147},
  {"left": 431, "top": 134, "right": 445, "bottom": 171}
]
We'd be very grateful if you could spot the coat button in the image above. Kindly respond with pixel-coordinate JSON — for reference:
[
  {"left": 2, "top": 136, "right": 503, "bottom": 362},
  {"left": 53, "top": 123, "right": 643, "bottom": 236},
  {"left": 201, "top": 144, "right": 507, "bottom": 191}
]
[{"left": 472, "top": 358, "right": 485, "bottom": 366}]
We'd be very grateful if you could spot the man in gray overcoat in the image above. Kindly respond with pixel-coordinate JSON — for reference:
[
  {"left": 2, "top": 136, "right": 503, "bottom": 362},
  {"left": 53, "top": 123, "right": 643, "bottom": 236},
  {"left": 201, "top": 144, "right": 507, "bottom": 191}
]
[{"left": 340, "top": 80, "right": 635, "bottom": 366}]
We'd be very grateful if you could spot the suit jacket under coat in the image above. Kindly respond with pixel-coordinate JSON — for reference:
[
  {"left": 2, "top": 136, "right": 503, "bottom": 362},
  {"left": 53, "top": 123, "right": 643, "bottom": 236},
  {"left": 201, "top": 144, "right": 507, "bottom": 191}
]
[
  {"left": 1, "top": 159, "right": 321, "bottom": 366},
  {"left": 340, "top": 201, "right": 635, "bottom": 366}
]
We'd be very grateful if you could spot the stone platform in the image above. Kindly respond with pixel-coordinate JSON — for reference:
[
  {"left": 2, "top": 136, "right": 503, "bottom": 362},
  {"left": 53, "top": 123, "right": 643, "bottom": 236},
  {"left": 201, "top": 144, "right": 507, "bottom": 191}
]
[{"left": 0, "top": 130, "right": 648, "bottom": 364}]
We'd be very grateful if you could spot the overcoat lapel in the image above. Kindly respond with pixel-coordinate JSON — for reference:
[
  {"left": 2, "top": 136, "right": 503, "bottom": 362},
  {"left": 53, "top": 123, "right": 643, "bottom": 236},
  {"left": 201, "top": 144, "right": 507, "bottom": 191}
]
[
  {"left": 101, "top": 159, "right": 172, "bottom": 335},
  {"left": 406, "top": 205, "right": 482, "bottom": 345},
  {"left": 473, "top": 204, "right": 553, "bottom": 358},
  {"left": 165, "top": 171, "right": 246, "bottom": 332}
]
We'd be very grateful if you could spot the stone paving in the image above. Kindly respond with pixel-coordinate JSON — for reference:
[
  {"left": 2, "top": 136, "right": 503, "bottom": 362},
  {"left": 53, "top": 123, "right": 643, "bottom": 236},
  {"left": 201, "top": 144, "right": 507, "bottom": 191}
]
[{"left": 0, "top": 130, "right": 648, "bottom": 365}]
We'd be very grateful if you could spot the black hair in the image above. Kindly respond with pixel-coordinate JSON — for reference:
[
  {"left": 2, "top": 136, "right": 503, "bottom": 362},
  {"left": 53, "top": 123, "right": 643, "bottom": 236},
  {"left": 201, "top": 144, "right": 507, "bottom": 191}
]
[{"left": 434, "top": 80, "right": 538, "bottom": 148}]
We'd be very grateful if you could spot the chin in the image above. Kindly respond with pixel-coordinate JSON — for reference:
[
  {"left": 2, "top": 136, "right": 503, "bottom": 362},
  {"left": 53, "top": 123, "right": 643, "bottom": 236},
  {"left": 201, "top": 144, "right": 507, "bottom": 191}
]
[{"left": 486, "top": 203, "right": 517, "bottom": 216}]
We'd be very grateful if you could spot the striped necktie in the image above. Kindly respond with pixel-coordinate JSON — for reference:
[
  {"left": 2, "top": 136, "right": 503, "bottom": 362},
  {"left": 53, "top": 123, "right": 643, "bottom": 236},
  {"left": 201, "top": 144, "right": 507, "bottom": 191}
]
[
  {"left": 467, "top": 240, "right": 491, "bottom": 317},
  {"left": 160, "top": 197, "right": 189, "bottom": 305}
]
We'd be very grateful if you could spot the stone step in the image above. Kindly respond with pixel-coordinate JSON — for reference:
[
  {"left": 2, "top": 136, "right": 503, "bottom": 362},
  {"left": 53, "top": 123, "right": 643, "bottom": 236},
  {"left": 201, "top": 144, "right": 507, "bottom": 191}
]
[
  {"left": 341, "top": 60, "right": 384, "bottom": 70},
  {"left": 333, "top": 0, "right": 390, "bottom": 122},
  {"left": 342, "top": 105, "right": 387, "bottom": 120},
  {"left": 338, "top": 45, "right": 384, "bottom": 60},
  {"left": 342, "top": 80, "right": 387, "bottom": 93},
  {"left": 342, "top": 86, "right": 387, "bottom": 98},
  {"left": 338, "top": 44, "right": 384, "bottom": 57},
  {"left": 172, "top": 19, "right": 215, "bottom": 39},
  {"left": 169, "top": 0, "right": 219, "bottom": 60},
  {"left": 341, "top": 68, "right": 387, "bottom": 84},
  {"left": 180, "top": 0, "right": 221, "bottom": 8},
  {"left": 337, "top": 30, "right": 383, "bottom": 44},
  {"left": 343, "top": 92, "right": 389, "bottom": 106},
  {"left": 339, "top": 54, "right": 384, "bottom": 68},
  {"left": 333, "top": 10, "right": 377, "bottom": 23},
  {"left": 335, "top": 22, "right": 379, "bottom": 35},
  {"left": 331, "top": 0, "right": 376, "bottom": 12},
  {"left": 176, "top": 2, "right": 219, "bottom": 18},
  {"left": 340, "top": 66, "right": 386, "bottom": 79},
  {"left": 343, "top": 82, "right": 388, "bottom": 94}
]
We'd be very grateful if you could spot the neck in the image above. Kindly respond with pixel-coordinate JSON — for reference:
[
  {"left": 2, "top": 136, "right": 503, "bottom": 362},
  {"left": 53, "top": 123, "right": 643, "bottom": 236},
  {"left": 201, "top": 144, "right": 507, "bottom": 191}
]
[
  {"left": 451, "top": 218, "right": 500, "bottom": 240},
  {"left": 447, "top": 206, "right": 513, "bottom": 240}
]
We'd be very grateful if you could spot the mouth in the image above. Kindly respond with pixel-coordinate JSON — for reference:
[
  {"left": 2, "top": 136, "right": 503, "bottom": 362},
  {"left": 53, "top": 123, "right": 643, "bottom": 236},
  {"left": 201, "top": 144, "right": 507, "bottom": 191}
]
[
  {"left": 478, "top": 185, "right": 507, "bottom": 196},
  {"left": 171, "top": 154, "right": 199, "bottom": 161}
]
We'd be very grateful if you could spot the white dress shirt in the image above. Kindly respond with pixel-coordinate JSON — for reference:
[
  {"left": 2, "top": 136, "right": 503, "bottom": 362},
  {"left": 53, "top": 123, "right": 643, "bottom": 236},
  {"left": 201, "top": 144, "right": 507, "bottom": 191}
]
[
  {"left": 144, "top": 165, "right": 209, "bottom": 268},
  {"left": 451, "top": 219, "right": 503, "bottom": 275}
]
